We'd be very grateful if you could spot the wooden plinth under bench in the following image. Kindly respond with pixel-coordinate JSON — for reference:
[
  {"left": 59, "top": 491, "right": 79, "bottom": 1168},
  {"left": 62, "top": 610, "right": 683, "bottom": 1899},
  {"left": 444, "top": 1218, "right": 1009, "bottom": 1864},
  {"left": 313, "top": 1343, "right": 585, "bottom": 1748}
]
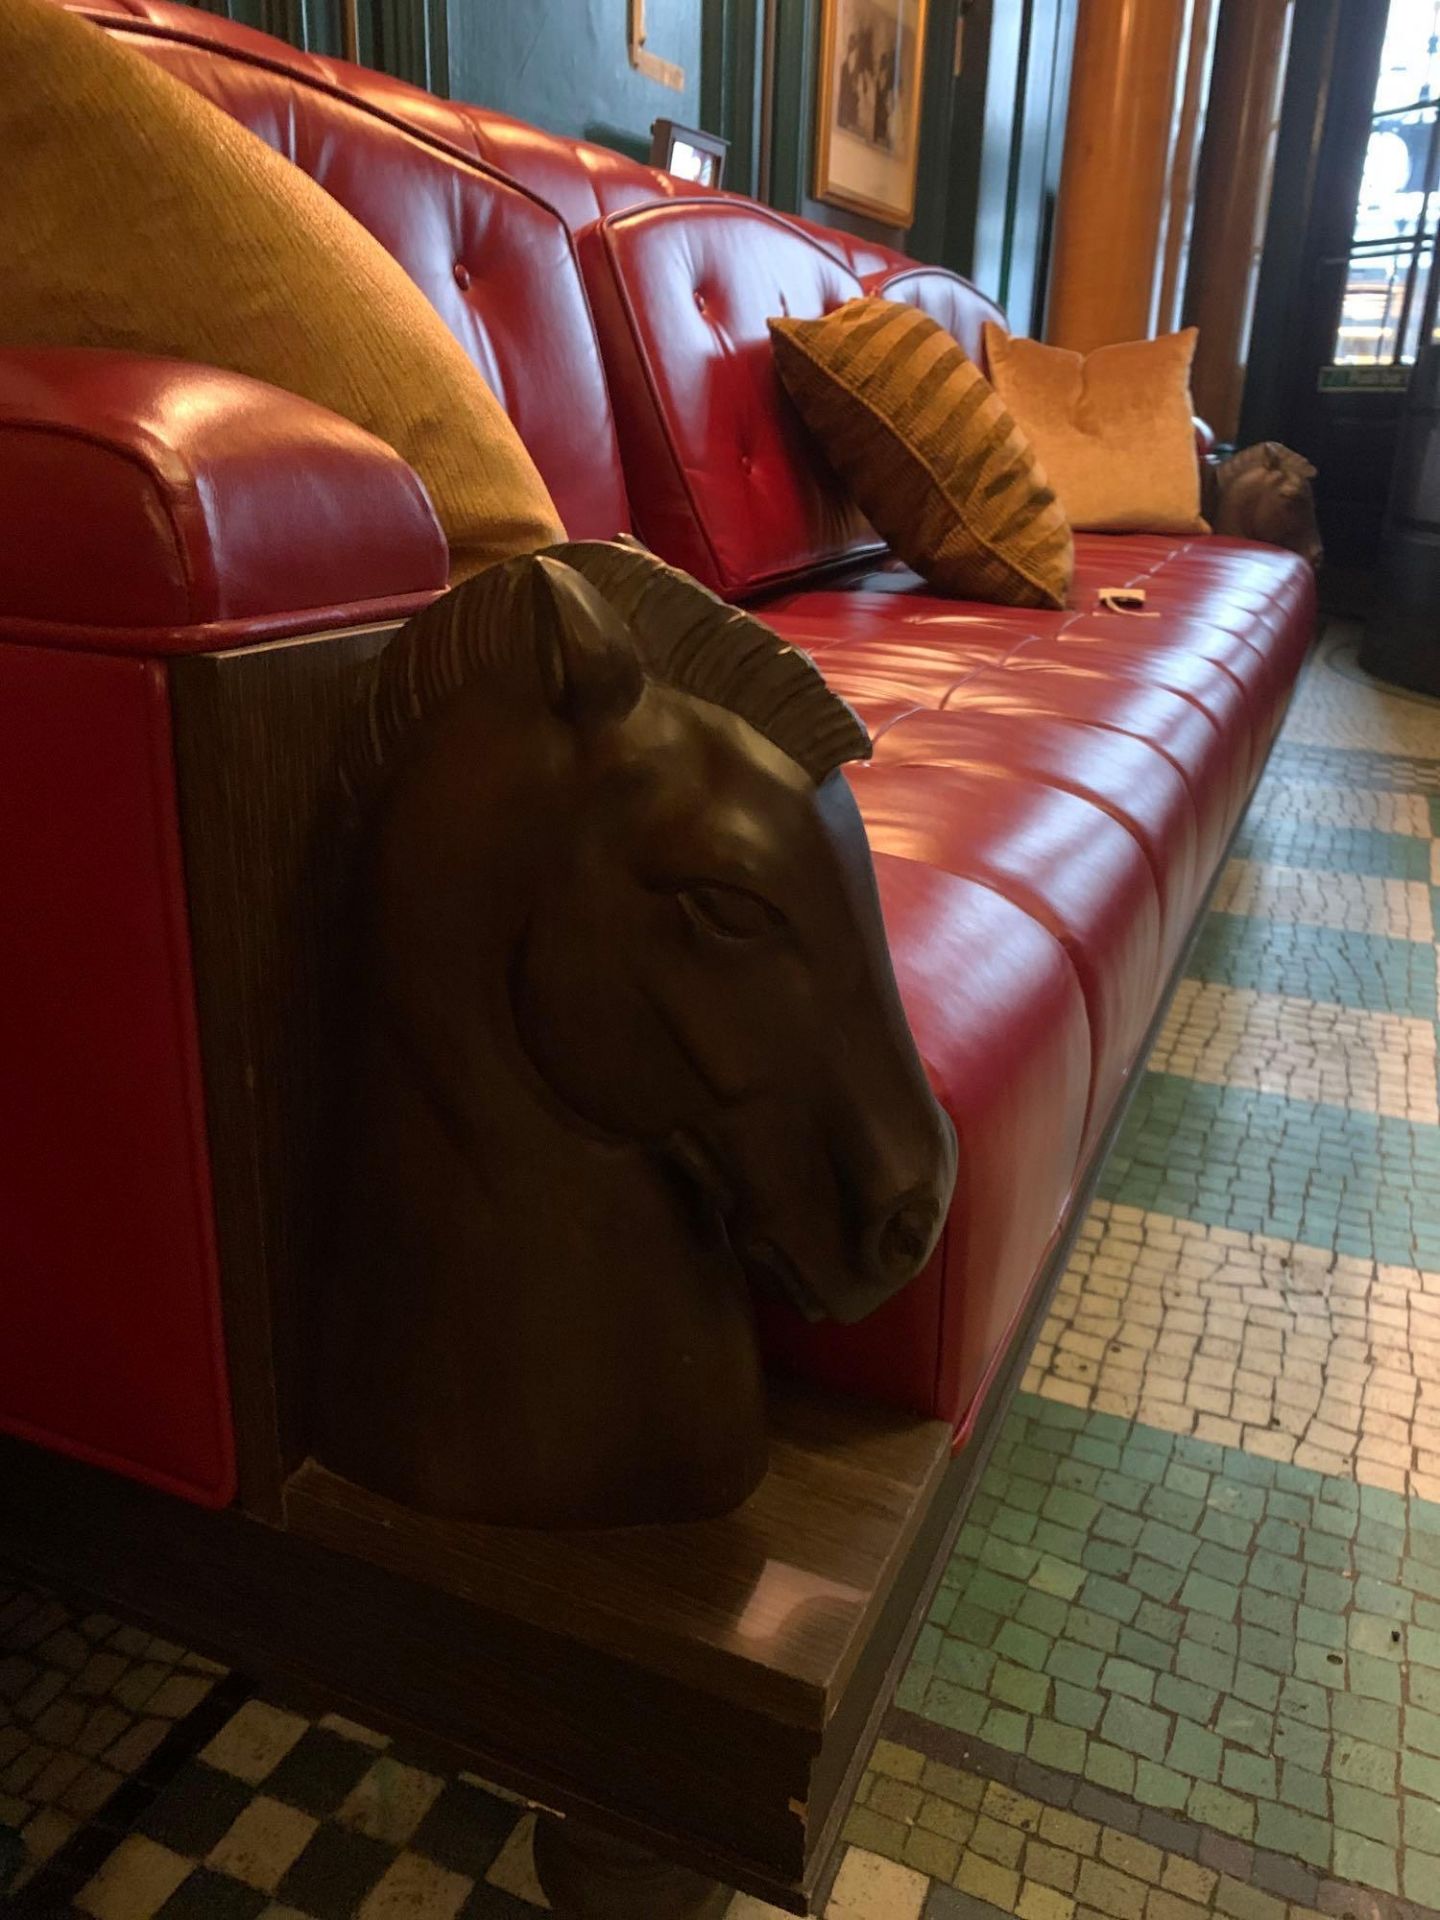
[{"left": 1, "top": 1382, "right": 952, "bottom": 1911}]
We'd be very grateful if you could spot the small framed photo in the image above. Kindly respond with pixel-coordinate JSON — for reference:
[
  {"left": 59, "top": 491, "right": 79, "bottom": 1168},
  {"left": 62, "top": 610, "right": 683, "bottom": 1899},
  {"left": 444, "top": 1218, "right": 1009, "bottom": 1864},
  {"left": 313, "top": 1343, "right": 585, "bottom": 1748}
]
[
  {"left": 815, "top": 0, "right": 930, "bottom": 228},
  {"left": 650, "top": 119, "right": 730, "bottom": 188}
]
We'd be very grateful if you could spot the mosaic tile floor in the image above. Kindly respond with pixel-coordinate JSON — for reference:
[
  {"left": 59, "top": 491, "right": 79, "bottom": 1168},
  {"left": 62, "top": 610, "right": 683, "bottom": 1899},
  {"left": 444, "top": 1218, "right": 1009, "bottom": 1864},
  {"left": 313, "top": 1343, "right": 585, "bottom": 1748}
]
[
  {"left": 848, "top": 627, "right": 1440, "bottom": 1919},
  {"left": 7, "top": 624, "right": 1440, "bottom": 1919}
]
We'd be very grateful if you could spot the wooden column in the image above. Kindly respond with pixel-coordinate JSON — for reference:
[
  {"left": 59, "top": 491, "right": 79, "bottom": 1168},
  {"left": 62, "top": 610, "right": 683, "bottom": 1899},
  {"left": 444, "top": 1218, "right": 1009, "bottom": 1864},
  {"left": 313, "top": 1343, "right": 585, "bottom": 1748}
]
[
  {"left": 1046, "top": 0, "right": 1189, "bottom": 352},
  {"left": 1185, "top": 0, "right": 1295, "bottom": 438},
  {"left": 1156, "top": 0, "right": 1219, "bottom": 334}
]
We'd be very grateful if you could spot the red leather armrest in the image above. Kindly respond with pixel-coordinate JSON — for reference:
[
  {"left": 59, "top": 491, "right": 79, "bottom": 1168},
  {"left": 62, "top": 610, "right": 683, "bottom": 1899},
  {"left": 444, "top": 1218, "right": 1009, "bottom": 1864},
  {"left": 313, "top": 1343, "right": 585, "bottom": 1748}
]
[
  {"left": 1194, "top": 415, "right": 1217, "bottom": 458},
  {"left": 0, "top": 348, "right": 449, "bottom": 654}
]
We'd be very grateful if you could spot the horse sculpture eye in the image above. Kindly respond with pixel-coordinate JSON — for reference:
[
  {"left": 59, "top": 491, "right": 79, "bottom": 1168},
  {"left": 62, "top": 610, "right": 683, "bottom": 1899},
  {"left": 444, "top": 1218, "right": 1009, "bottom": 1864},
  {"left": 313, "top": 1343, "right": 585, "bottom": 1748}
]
[{"left": 678, "top": 883, "right": 780, "bottom": 941}]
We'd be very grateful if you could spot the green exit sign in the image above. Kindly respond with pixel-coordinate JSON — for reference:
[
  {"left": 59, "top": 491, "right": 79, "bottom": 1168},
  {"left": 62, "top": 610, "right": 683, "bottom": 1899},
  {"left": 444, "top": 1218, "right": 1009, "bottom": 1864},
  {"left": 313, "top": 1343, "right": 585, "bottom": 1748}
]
[{"left": 1319, "top": 364, "right": 1412, "bottom": 391}]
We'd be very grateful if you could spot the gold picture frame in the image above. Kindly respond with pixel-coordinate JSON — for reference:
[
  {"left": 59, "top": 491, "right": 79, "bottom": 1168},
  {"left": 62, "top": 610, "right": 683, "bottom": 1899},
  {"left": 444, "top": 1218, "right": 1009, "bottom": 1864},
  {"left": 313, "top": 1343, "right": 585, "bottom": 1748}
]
[{"left": 814, "top": 0, "right": 930, "bottom": 229}]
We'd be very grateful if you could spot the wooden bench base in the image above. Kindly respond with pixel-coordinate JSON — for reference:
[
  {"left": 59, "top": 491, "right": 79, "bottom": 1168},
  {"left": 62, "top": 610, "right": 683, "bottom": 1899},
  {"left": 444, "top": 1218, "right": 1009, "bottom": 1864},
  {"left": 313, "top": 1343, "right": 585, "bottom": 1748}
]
[{"left": 0, "top": 1383, "right": 966, "bottom": 1912}]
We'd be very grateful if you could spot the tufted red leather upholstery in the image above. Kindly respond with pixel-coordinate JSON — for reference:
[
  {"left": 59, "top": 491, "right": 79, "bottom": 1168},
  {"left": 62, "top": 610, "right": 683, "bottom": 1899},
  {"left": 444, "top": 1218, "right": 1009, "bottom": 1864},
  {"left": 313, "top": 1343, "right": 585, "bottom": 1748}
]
[
  {"left": 579, "top": 200, "right": 887, "bottom": 596},
  {"left": 6, "top": 0, "right": 1317, "bottom": 1498},
  {"left": 0, "top": 349, "right": 448, "bottom": 653},
  {"left": 60, "top": 0, "right": 630, "bottom": 543}
]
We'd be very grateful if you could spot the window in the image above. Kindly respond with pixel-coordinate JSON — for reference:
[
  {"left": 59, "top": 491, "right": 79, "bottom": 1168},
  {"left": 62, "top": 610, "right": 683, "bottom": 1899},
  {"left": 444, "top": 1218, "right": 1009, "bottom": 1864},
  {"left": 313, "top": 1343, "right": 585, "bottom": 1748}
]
[{"left": 1331, "top": 0, "right": 1440, "bottom": 367}]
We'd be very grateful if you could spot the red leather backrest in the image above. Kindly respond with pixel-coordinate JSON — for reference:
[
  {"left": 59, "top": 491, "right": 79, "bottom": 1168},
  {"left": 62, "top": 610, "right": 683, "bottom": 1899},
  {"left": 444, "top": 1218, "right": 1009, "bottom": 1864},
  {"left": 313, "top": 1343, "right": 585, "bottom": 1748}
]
[
  {"left": 868, "top": 266, "right": 1007, "bottom": 370},
  {"left": 580, "top": 199, "right": 885, "bottom": 597},
  {"left": 329, "top": 77, "right": 909, "bottom": 278},
  {"left": 795, "top": 218, "right": 912, "bottom": 280},
  {"left": 454, "top": 110, "right": 714, "bottom": 231},
  {"left": 58, "top": 1, "right": 630, "bottom": 539}
]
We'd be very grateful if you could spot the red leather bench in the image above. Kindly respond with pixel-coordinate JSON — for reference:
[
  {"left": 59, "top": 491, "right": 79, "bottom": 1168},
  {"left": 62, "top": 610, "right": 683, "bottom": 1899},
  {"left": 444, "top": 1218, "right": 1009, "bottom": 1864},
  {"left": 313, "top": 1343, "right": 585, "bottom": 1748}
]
[{"left": 0, "top": 0, "right": 1316, "bottom": 1508}]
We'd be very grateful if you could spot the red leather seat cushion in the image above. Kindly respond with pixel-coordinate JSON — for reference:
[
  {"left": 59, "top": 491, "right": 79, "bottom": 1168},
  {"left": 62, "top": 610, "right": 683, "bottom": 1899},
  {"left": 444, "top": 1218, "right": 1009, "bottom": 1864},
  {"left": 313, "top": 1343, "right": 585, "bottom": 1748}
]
[
  {"left": 849, "top": 762, "right": 1163, "bottom": 1149},
  {"left": 939, "top": 664, "right": 1237, "bottom": 883},
  {"left": 759, "top": 854, "right": 1090, "bottom": 1427},
  {"left": 870, "top": 709, "right": 1201, "bottom": 971}
]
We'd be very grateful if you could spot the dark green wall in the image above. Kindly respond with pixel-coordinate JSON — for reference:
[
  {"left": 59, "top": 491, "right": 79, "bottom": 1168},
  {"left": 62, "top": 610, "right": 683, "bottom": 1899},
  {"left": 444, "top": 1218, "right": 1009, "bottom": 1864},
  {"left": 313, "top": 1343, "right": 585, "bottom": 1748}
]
[
  {"left": 187, "top": 0, "right": 346, "bottom": 60},
  {"left": 763, "top": 0, "right": 1073, "bottom": 321},
  {"left": 195, "top": 0, "right": 1071, "bottom": 324},
  {"left": 444, "top": 0, "right": 703, "bottom": 156}
]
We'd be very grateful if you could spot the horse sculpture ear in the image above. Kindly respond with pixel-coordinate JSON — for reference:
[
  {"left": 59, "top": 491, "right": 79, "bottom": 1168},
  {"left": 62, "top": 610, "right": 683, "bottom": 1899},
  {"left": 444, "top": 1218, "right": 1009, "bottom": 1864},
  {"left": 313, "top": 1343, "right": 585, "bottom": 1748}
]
[
  {"left": 1263, "top": 441, "right": 1282, "bottom": 469},
  {"left": 531, "top": 556, "right": 645, "bottom": 728}
]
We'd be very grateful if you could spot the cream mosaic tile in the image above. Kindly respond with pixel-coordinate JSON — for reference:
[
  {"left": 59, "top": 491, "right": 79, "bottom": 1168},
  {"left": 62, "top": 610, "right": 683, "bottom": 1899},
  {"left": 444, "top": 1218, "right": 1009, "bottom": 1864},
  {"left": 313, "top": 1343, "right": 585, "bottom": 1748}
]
[
  {"left": 1250, "top": 784, "right": 1432, "bottom": 837},
  {"left": 1150, "top": 980, "right": 1439, "bottom": 1123},
  {"left": 1280, "top": 637, "right": 1440, "bottom": 757},
  {"left": 825, "top": 1845, "right": 930, "bottom": 1920},
  {"left": 1023, "top": 1201, "right": 1440, "bottom": 1495},
  {"left": 1210, "top": 863, "right": 1433, "bottom": 943}
]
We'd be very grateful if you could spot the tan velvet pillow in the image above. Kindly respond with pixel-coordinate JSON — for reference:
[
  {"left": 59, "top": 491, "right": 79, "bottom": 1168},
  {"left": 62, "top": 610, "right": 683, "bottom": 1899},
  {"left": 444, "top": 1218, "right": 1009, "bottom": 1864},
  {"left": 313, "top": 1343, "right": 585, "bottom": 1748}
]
[
  {"left": 0, "top": 0, "right": 563, "bottom": 581},
  {"left": 983, "top": 323, "right": 1206, "bottom": 535},
  {"left": 769, "top": 299, "right": 1073, "bottom": 609}
]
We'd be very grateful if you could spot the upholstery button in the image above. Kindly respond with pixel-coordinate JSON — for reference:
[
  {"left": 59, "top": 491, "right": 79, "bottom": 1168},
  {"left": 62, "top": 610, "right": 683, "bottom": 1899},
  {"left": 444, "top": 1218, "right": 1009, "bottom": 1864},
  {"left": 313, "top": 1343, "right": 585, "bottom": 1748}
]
[
  {"left": 694, "top": 290, "right": 707, "bottom": 312},
  {"left": 740, "top": 454, "right": 753, "bottom": 473},
  {"left": 453, "top": 262, "right": 472, "bottom": 291}
]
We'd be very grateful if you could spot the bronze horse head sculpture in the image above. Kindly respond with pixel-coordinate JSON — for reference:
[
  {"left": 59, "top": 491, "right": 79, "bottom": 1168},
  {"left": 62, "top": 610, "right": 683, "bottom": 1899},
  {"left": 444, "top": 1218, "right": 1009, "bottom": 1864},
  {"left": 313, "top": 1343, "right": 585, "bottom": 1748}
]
[
  {"left": 1203, "top": 441, "right": 1323, "bottom": 569},
  {"left": 315, "top": 541, "right": 957, "bottom": 1527}
]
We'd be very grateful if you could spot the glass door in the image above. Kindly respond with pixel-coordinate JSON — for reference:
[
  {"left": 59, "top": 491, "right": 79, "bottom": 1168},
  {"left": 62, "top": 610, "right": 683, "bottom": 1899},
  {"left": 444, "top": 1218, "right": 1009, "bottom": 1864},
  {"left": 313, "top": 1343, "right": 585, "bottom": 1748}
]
[{"left": 1326, "top": 0, "right": 1440, "bottom": 385}]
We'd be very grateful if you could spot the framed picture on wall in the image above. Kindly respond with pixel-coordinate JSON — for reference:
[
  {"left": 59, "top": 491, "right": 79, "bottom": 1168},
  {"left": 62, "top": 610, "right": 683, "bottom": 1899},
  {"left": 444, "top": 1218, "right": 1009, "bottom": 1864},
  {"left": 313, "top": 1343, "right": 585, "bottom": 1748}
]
[{"left": 814, "top": 0, "right": 930, "bottom": 229}]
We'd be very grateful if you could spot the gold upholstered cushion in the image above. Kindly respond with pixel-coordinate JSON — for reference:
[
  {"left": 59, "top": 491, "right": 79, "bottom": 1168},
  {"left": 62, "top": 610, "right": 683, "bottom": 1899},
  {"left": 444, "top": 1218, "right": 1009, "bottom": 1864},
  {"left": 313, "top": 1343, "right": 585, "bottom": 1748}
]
[
  {"left": 983, "top": 323, "right": 1206, "bottom": 536},
  {"left": 0, "top": 0, "right": 563, "bottom": 580},
  {"left": 768, "top": 298, "right": 1073, "bottom": 609}
]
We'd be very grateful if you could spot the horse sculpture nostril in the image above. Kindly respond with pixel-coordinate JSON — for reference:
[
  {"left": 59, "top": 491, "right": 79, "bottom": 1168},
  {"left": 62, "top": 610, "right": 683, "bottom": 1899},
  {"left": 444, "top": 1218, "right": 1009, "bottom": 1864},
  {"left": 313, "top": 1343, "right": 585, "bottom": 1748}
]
[{"left": 877, "top": 1201, "right": 936, "bottom": 1281}]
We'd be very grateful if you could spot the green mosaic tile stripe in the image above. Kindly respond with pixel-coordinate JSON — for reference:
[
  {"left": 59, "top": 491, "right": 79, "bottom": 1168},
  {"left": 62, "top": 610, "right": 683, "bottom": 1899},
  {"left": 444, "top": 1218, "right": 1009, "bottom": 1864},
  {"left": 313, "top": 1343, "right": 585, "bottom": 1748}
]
[
  {"left": 1264, "top": 742, "right": 1440, "bottom": 796},
  {"left": 1231, "top": 822, "right": 1432, "bottom": 882},
  {"left": 902, "top": 1393, "right": 1440, "bottom": 1897},
  {"left": 1097, "top": 1073, "right": 1440, "bottom": 1266},
  {"left": 1185, "top": 913, "right": 1438, "bottom": 1020}
]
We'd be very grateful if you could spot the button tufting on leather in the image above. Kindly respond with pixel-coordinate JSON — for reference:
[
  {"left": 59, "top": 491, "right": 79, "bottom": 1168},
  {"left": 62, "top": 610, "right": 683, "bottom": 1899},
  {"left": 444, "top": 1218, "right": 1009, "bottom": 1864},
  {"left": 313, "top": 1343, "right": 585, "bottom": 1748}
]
[
  {"left": 453, "top": 262, "right": 472, "bottom": 291},
  {"left": 740, "top": 454, "right": 753, "bottom": 472}
]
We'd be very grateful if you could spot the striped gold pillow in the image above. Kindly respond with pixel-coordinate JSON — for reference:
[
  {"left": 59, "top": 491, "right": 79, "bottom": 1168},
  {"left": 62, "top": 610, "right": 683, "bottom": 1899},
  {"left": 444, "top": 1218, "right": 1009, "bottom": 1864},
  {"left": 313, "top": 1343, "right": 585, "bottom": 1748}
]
[{"left": 769, "top": 298, "right": 1073, "bottom": 609}]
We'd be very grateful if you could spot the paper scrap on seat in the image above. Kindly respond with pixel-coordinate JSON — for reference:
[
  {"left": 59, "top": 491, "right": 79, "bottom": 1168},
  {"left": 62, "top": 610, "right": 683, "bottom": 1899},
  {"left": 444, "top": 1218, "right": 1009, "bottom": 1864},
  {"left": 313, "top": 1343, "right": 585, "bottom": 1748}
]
[{"left": 1097, "top": 587, "right": 1158, "bottom": 616}]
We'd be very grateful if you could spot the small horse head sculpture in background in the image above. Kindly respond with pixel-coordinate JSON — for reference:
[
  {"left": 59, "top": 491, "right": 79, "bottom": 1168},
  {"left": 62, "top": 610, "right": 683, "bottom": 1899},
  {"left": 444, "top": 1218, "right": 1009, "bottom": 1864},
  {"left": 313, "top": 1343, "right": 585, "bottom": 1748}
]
[
  {"left": 316, "top": 541, "right": 956, "bottom": 1527},
  {"left": 1205, "top": 441, "right": 1324, "bottom": 569}
]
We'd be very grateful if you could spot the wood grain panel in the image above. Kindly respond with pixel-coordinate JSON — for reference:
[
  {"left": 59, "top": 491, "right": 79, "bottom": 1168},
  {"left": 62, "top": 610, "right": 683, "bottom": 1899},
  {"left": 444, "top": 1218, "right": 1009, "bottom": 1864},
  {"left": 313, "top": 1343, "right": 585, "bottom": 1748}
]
[
  {"left": 285, "top": 1384, "right": 950, "bottom": 1722},
  {"left": 170, "top": 624, "right": 396, "bottom": 1515}
]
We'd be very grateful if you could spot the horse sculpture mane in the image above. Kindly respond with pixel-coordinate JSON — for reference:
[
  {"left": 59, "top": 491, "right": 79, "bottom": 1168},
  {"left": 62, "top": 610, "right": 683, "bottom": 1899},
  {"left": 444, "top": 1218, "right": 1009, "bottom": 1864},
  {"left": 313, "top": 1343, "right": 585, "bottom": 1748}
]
[{"left": 352, "top": 538, "right": 871, "bottom": 795}]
